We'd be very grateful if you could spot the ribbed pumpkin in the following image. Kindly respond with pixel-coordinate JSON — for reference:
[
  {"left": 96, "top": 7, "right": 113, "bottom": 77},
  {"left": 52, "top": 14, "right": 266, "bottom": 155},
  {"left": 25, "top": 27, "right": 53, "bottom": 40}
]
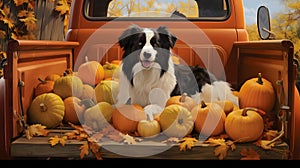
[
  {"left": 159, "top": 104, "right": 194, "bottom": 138},
  {"left": 111, "top": 104, "right": 146, "bottom": 134},
  {"left": 28, "top": 93, "right": 65, "bottom": 128},
  {"left": 63, "top": 96, "right": 86, "bottom": 124},
  {"left": 224, "top": 108, "right": 264, "bottom": 142},
  {"left": 191, "top": 101, "right": 226, "bottom": 136},
  {"left": 239, "top": 73, "right": 275, "bottom": 113},
  {"left": 84, "top": 102, "right": 114, "bottom": 131},
  {"left": 214, "top": 100, "right": 235, "bottom": 115},
  {"left": 53, "top": 73, "right": 83, "bottom": 99},
  {"left": 103, "top": 61, "right": 120, "bottom": 79},
  {"left": 137, "top": 119, "right": 161, "bottom": 138},
  {"left": 77, "top": 56, "right": 105, "bottom": 86},
  {"left": 94, "top": 80, "right": 119, "bottom": 104},
  {"left": 80, "top": 84, "right": 97, "bottom": 103},
  {"left": 165, "top": 93, "right": 197, "bottom": 111},
  {"left": 35, "top": 77, "right": 54, "bottom": 97}
]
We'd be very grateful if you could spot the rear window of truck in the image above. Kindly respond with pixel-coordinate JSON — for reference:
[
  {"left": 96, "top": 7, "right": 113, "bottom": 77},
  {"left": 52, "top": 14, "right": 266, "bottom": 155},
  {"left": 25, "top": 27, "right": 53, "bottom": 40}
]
[{"left": 84, "top": 0, "right": 230, "bottom": 20}]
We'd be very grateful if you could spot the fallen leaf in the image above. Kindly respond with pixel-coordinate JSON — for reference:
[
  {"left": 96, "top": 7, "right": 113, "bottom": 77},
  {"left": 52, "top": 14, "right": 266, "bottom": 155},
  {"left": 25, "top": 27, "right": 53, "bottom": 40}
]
[
  {"left": 88, "top": 141, "right": 102, "bottom": 160},
  {"left": 161, "top": 137, "right": 180, "bottom": 144},
  {"left": 179, "top": 137, "right": 198, "bottom": 151},
  {"left": 79, "top": 143, "right": 89, "bottom": 159},
  {"left": 214, "top": 144, "right": 229, "bottom": 160},
  {"left": 25, "top": 124, "right": 49, "bottom": 139},
  {"left": 240, "top": 147, "right": 260, "bottom": 160},
  {"left": 48, "top": 135, "right": 68, "bottom": 147},
  {"left": 123, "top": 134, "right": 136, "bottom": 144},
  {"left": 254, "top": 140, "right": 275, "bottom": 150}
]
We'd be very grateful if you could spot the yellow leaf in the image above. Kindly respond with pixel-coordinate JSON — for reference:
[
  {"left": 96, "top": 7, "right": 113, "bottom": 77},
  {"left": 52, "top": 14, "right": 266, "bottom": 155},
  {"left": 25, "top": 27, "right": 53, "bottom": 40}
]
[
  {"left": 25, "top": 124, "right": 50, "bottom": 140},
  {"left": 49, "top": 135, "right": 61, "bottom": 146},
  {"left": 240, "top": 147, "right": 260, "bottom": 160},
  {"left": 179, "top": 137, "right": 198, "bottom": 151},
  {"left": 79, "top": 143, "right": 89, "bottom": 159},
  {"left": 205, "top": 137, "right": 226, "bottom": 146},
  {"left": 123, "top": 134, "right": 136, "bottom": 144},
  {"left": 55, "top": 0, "right": 70, "bottom": 15}
]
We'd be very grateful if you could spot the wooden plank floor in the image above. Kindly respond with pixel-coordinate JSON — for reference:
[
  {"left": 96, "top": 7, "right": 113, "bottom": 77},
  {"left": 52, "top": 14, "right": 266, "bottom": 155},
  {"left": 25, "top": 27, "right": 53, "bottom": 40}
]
[{"left": 10, "top": 129, "right": 290, "bottom": 160}]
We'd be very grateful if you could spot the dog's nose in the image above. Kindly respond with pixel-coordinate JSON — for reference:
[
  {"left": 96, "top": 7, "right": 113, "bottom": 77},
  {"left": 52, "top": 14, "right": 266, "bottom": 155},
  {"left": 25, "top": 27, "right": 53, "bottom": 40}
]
[{"left": 143, "top": 52, "right": 151, "bottom": 59}]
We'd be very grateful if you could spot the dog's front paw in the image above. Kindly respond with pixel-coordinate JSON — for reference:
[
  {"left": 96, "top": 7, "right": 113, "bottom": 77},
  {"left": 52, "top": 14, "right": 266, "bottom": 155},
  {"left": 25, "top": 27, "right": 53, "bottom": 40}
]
[{"left": 144, "top": 104, "right": 163, "bottom": 121}]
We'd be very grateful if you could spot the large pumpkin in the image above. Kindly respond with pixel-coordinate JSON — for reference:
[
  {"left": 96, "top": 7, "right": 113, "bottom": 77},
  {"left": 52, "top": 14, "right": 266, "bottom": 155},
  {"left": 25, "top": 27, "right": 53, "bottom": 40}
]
[
  {"left": 77, "top": 56, "right": 105, "bottom": 86},
  {"left": 224, "top": 108, "right": 264, "bottom": 142},
  {"left": 191, "top": 101, "right": 226, "bottom": 136},
  {"left": 28, "top": 93, "right": 65, "bottom": 128},
  {"left": 94, "top": 80, "right": 119, "bottom": 105},
  {"left": 111, "top": 104, "right": 146, "bottom": 134},
  {"left": 53, "top": 73, "right": 83, "bottom": 99},
  {"left": 238, "top": 73, "right": 275, "bottom": 113},
  {"left": 84, "top": 102, "right": 114, "bottom": 131},
  {"left": 159, "top": 104, "right": 194, "bottom": 138},
  {"left": 80, "top": 84, "right": 97, "bottom": 103}
]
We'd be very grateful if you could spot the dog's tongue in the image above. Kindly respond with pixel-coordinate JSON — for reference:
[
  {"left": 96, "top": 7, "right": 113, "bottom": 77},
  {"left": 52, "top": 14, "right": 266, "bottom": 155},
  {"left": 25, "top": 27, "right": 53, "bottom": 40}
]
[{"left": 141, "top": 60, "right": 152, "bottom": 68}]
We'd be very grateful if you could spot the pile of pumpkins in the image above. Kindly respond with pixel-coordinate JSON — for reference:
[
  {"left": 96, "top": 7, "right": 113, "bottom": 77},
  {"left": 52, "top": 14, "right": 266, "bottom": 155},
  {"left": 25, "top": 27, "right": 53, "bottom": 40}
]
[{"left": 27, "top": 55, "right": 276, "bottom": 143}]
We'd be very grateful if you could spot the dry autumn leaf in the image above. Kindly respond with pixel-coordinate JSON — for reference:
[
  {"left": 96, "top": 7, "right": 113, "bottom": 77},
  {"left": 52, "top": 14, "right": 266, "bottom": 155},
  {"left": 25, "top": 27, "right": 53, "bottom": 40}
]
[
  {"left": 25, "top": 124, "right": 50, "bottom": 140},
  {"left": 123, "top": 134, "right": 137, "bottom": 144},
  {"left": 240, "top": 147, "right": 260, "bottom": 160},
  {"left": 179, "top": 137, "right": 198, "bottom": 151},
  {"left": 79, "top": 143, "right": 89, "bottom": 159},
  {"left": 161, "top": 137, "right": 180, "bottom": 144},
  {"left": 48, "top": 135, "right": 68, "bottom": 147},
  {"left": 55, "top": 0, "right": 70, "bottom": 15},
  {"left": 214, "top": 144, "right": 229, "bottom": 160}
]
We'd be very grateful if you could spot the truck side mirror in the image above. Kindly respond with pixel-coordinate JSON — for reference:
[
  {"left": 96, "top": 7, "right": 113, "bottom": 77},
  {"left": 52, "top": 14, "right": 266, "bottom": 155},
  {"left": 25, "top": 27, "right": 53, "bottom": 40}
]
[{"left": 257, "top": 6, "right": 275, "bottom": 40}]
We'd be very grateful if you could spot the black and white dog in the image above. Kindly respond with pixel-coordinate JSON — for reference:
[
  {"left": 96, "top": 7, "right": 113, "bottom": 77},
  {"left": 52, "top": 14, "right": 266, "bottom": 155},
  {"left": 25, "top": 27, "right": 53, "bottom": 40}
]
[{"left": 116, "top": 25, "right": 238, "bottom": 119}]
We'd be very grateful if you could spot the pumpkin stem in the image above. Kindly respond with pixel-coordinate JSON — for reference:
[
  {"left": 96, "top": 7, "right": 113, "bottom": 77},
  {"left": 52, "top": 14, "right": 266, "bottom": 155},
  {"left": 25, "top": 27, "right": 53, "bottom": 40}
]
[
  {"left": 39, "top": 103, "right": 48, "bottom": 112},
  {"left": 38, "top": 77, "right": 46, "bottom": 84},
  {"left": 256, "top": 73, "right": 263, "bottom": 85},
  {"left": 85, "top": 56, "right": 89, "bottom": 63},
  {"left": 200, "top": 100, "right": 207, "bottom": 108},
  {"left": 180, "top": 93, "right": 187, "bottom": 102},
  {"left": 106, "top": 62, "right": 113, "bottom": 69}
]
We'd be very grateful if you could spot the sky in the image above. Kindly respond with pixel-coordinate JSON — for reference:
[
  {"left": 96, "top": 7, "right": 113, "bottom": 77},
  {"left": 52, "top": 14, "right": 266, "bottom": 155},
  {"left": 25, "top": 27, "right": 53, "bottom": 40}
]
[{"left": 242, "top": 0, "right": 283, "bottom": 25}]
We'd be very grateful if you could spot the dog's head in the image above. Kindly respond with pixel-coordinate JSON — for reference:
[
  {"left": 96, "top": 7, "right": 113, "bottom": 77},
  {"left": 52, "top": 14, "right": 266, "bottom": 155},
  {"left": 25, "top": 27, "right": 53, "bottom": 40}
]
[{"left": 118, "top": 25, "right": 177, "bottom": 70}]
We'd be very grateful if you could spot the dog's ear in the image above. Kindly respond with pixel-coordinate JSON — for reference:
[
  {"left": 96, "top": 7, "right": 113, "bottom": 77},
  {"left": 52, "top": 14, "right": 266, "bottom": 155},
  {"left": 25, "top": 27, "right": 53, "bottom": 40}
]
[
  {"left": 157, "top": 26, "right": 177, "bottom": 48},
  {"left": 118, "top": 24, "right": 142, "bottom": 49}
]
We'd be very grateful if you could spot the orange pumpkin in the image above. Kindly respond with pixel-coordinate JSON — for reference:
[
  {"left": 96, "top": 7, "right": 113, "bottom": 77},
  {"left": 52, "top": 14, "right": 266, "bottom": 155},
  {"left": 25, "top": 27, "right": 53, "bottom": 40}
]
[
  {"left": 165, "top": 93, "right": 197, "bottom": 111},
  {"left": 77, "top": 56, "right": 105, "bottom": 86},
  {"left": 63, "top": 96, "right": 86, "bottom": 124},
  {"left": 224, "top": 107, "right": 264, "bottom": 142},
  {"left": 111, "top": 104, "right": 146, "bottom": 134},
  {"left": 191, "top": 101, "right": 226, "bottom": 136},
  {"left": 238, "top": 73, "right": 275, "bottom": 113},
  {"left": 35, "top": 77, "right": 54, "bottom": 97}
]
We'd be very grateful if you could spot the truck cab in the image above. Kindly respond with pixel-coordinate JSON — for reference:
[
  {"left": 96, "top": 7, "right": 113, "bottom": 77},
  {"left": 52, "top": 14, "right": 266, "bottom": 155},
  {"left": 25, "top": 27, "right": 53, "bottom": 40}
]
[{"left": 1, "top": 0, "right": 299, "bottom": 160}]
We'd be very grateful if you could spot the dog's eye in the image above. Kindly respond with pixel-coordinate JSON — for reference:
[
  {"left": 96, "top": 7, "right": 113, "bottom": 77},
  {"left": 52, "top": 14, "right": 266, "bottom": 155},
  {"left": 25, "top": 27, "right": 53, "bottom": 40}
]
[{"left": 138, "top": 42, "right": 142, "bottom": 46}]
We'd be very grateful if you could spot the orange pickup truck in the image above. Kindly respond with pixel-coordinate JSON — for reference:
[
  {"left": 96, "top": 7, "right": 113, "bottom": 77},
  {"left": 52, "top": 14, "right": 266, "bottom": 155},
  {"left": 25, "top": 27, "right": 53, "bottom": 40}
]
[{"left": 0, "top": 0, "right": 299, "bottom": 160}]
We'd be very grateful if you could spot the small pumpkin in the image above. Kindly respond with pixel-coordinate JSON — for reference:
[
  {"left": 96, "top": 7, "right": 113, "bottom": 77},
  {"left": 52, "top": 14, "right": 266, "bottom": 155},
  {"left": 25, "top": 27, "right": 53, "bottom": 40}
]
[
  {"left": 63, "top": 96, "right": 86, "bottom": 124},
  {"left": 191, "top": 101, "right": 226, "bottom": 136},
  {"left": 94, "top": 80, "right": 119, "bottom": 104},
  {"left": 238, "top": 73, "right": 275, "bottom": 113},
  {"left": 84, "top": 102, "right": 114, "bottom": 131},
  {"left": 103, "top": 61, "right": 120, "bottom": 79},
  {"left": 214, "top": 100, "right": 235, "bottom": 115},
  {"left": 35, "top": 77, "right": 54, "bottom": 97},
  {"left": 111, "top": 104, "right": 146, "bottom": 134},
  {"left": 77, "top": 56, "right": 105, "bottom": 86},
  {"left": 165, "top": 93, "right": 197, "bottom": 111},
  {"left": 80, "top": 84, "right": 97, "bottom": 103},
  {"left": 53, "top": 73, "right": 84, "bottom": 99},
  {"left": 159, "top": 104, "right": 194, "bottom": 138},
  {"left": 137, "top": 119, "right": 161, "bottom": 138},
  {"left": 28, "top": 93, "right": 65, "bottom": 128},
  {"left": 224, "top": 107, "right": 265, "bottom": 142},
  {"left": 45, "top": 74, "right": 61, "bottom": 81}
]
